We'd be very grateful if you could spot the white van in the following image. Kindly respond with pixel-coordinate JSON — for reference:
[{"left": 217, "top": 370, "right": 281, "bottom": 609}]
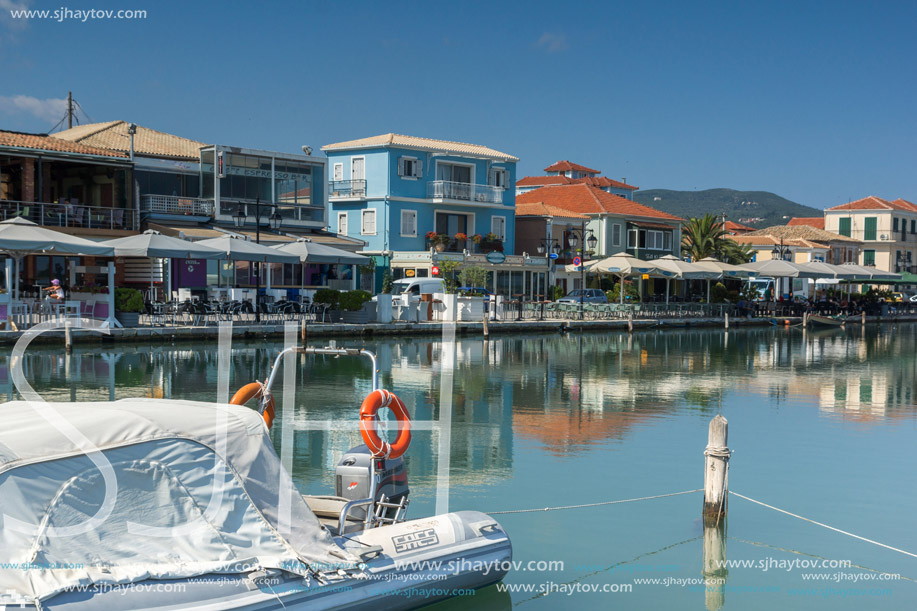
[{"left": 392, "top": 278, "right": 445, "bottom": 300}]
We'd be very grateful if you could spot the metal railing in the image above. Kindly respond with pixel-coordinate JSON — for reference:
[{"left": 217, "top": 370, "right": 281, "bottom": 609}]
[
  {"left": 328, "top": 179, "right": 367, "bottom": 199},
  {"left": 0, "top": 200, "right": 138, "bottom": 230},
  {"left": 427, "top": 180, "right": 503, "bottom": 204},
  {"left": 216, "top": 198, "right": 324, "bottom": 225},
  {"left": 142, "top": 194, "right": 213, "bottom": 217}
]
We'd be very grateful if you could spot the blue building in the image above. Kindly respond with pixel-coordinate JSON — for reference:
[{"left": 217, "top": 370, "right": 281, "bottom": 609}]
[{"left": 323, "top": 133, "right": 525, "bottom": 287}]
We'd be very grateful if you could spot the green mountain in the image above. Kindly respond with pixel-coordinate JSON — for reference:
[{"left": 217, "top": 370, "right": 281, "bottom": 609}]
[{"left": 633, "top": 188, "right": 822, "bottom": 228}]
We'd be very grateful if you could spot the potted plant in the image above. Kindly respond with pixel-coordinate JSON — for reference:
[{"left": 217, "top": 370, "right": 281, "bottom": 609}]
[
  {"left": 457, "top": 266, "right": 489, "bottom": 320},
  {"left": 482, "top": 232, "right": 504, "bottom": 253},
  {"left": 454, "top": 232, "right": 467, "bottom": 250},
  {"left": 435, "top": 233, "right": 452, "bottom": 253},
  {"left": 470, "top": 233, "right": 483, "bottom": 253},
  {"left": 425, "top": 231, "right": 440, "bottom": 250},
  {"left": 339, "top": 290, "right": 376, "bottom": 323},
  {"left": 114, "top": 287, "right": 144, "bottom": 327},
  {"left": 313, "top": 288, "right": 341, "bottom": 322}
]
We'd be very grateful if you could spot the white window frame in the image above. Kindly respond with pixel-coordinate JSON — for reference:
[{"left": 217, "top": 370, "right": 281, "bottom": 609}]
[
  {"left": 612, "top": 223, "right": 622, "bottom": 247},
  {"left": 361, "top": 209, "right": 377, "bottom": 235},
  {"left": 337, "top": 211, "right": 348, "bottom": 235},
  {"left": 491, "top": 215, "right": 506, "bottom": 240},
  {"left": 398, "top": 156, "right": 422, "bottom": 180},
  {"left": 400, "top": 209, "right": 417, "bottom": 237},
  {"left": 333, "top": 163, "right": 343, "bottom": 182},
  {"left": 491, "top": 167, "right": 507, "bottom": 189},
  {"left": 663, "top": 230, "right": 673, "bottom": 251}
]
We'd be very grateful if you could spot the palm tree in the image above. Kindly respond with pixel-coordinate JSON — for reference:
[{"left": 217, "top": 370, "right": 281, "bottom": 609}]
[
  {"left": 681, "top": 213, "right": 753, "bottom": 263},
  {"left": 681, "top": 214, "right": 727, "bottom": 261}
]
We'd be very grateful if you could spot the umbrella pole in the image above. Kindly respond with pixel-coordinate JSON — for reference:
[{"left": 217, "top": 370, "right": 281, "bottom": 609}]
[
  {"left": 620, "top": 274, "right": 625, "bottom": 304},
  {"left": 150, "top": 258, "right": 154, "bottom": 303},
  {"left": 706, "top": 280, "right": 711, "bottom": 304},
  {"left": 666, "top": 279, "right": 670, "bottom": 304}
]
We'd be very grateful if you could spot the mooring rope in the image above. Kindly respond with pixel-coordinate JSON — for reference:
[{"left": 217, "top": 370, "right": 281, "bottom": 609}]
[
  {"left": 485, "top": 489, "right": 702, "bottom": 515},
  {"left": 732, "top": 491, "right": 917, "bottom": 559}
]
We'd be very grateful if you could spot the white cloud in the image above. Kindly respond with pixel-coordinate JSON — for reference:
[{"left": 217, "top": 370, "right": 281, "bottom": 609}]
[
  {"left": 0, "top": 0, "right": 32, "bottom": 32},
  {"left": 536, "top": 32, "right": 568, "bottom": 53},
  {"left": 0, "top": 95, "right": 68, "bottom": 122}
]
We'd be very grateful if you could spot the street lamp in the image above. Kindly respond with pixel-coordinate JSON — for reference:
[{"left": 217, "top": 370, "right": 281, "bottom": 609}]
[
  {"left": 771, "top": 239, "right": 791, "bottom": 261},
  {"left": 537, "top": 238, "right": 561, "bottom": 317},
  {"left": 566, "top": 224, "right": 597, "bottom": 319},
  {"left": 231, "top": 197, "right": 283, "bottom": 322}
]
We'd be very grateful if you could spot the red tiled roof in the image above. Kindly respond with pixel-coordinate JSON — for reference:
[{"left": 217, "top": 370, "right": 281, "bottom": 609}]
[
  {"left": 0, "top": 129, "right": 128, "bottom": 158},
  {"left": 516, "top": 175, "right": 574, "bottom": 187},
  {"left": 724, "top": 220, "right": 757, "bottom": 232},
  {"left": 892, "top": 198, "right": 917, "bottom": 211},
  {"left": 516, "top": 184, "right": 683, "bottom": 222},
  {"left": 786, "top": 217, "right": 825, "bottom": 229},
  {"left": 571, "top": 176, "right": 638, "bottom": 190},
  {"left": 826, "top": 195, "right": 917, "bottom": 212},
  {"left": 543, "top": 160, "right": 600, "bottom": 174},
  {"left": 515, "top": 202, "right": 589, "bottom": 219},
  {"left": 731, "top": 235, "right": 828, "bottom": 249}
]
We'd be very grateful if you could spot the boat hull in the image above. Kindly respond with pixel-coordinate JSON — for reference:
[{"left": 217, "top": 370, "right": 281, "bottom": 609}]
[
  {"left": 43, "top": 511, "right": 511, "bottom": 611},
  {"left": 808, "top": 315, "right": 846, "bottom": 327}
]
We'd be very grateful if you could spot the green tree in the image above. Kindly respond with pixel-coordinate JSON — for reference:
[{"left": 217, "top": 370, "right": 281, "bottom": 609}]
[
  {"left": 681, "top": 214, "right": 727, "bottom": 261},
  {"left": 721, "top": 239, "right": 754, "bottom": 264}
]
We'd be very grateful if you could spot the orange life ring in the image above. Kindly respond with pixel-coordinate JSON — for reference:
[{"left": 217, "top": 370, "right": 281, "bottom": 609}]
[
  {"left": 230, "top": 382, "right": 276, "bottom": 429},
  {"left": 359, "top": 389, "right": 411, "bottom": 459}
]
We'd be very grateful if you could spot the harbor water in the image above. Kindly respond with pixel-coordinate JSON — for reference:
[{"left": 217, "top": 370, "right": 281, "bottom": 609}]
[{"left": 5, "top": 324, "right": 916, "bottom": 609}]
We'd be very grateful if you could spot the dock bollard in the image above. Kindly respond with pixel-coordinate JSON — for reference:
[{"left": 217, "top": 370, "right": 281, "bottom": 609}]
[{"left": 703, "top": 414, "right": 729, "bottom": 526}]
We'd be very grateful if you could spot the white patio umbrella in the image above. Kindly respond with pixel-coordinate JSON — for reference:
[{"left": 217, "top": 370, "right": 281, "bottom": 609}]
[
  {"left": 274, "top": 238, "right": 369, "bottom": 289},
  {"left": 582, "top": 252, "right": 674, "bottom": 304},
  {"left": 693, "top": 257, "right": 752, "bottom": 279},
  {"left": 0, "top": 217, "right": 114, "bottom": 300},
  {"left": 653, "top": 255, "right": 721, "bottom": 304},
  {"left": 101, "top": 230, "right": 223, "bottom": 301},
  {"left": 795, "top": 261, "right": 859, "bottom": 280}
]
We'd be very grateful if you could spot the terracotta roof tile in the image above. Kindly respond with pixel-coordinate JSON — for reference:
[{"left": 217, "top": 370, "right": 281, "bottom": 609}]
[
  {"left": 0, "top": 129, "right": 128, "bottom": 158},
  {"left": 543, "top": 160, "right": 600, "bottom": 174},
  {"left": 516, "top": 175, "right": 574, "bottom": 187},
  {"left": 786, "top": 217, "right": 825, "bottom": 229},
  {"left": 731, "top": 235, "right": 829, "bottom": 249},
  {"left": 571, "top": 176, "right": 638, "bottom": 190},
  {"left": 825, "top": 195, "right": 917, "bottom": 212},
  {"left": 724, "top": 220, "right": 757, "bottom": 232},
  {"left": 515, "top": 202, "right": 589, "bottom": 219},
  {"left": 516, "top": 184, "right": 683, "bottom": 222},
  {"left": 744, "top": 224, "right": 860, "bottom": 243},
  {"left": 322, "top": 133, "right": 517, "bottom": 162},
  {"left": 52, "top": 120, "right": 206, "bottom": 161}
]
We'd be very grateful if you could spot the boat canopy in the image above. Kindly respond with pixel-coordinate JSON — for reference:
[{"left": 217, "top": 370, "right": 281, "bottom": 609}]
[{"left": 0, "top": 398, "right": 355, "bottom": 604}]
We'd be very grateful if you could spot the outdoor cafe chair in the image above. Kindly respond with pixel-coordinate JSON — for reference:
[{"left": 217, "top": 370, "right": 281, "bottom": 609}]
[{"left": 80, "top": 299, "right": 96, "bottom": 318}]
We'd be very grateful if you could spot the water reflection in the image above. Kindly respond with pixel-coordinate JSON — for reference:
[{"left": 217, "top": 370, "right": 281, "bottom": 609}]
[{"left": 2, "top": 325, "right": 915, "bottom": 482}]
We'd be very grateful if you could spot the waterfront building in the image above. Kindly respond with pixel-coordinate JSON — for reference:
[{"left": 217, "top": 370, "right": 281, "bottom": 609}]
[
  {"left": 0, "top": 129, "right": 134, "bottom": 290},
  {"left": 724, "top": 220, "right": 757, "bottom": 235},
  {"left": 731, "top": 225, "right": 861, "bottom": 265},
  {"left": 323, "top": 133, "right": 549, "bottom": 296},
  {"left": 54, "top": 122, "right": 362, "bottom": 294},
  {"left": 824, "top": 196, "right": 917, "bottom": 275},
  {"left": 516, "top": 161, "right": 638, "bottom": 200}
]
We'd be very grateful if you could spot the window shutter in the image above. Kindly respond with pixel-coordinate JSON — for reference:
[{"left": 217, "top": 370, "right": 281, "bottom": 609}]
[
  {"left": 409, "top": 212, "right": 416, "bottom": 235},
  {"left": 415, "top": 160, "right": 422, "bottom": 178},
  {"left": 397, "top": 158, "right": 404, "bottom": 176},
  {"left": 488, "top": 168, "right": 495, "bottom": 186}
]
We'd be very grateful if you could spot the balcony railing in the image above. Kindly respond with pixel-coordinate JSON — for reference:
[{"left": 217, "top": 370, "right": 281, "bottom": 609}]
[
  {"left": 142, "top": 194, "right": 214, "bottom": 217},
  {"left": 0, "top": 200, "right": 137, "bottom": 230},
  {"left": 427, "top": 181, "right": 503, "bottom": 204},
  {"left": 328, "top": 179, "right": 367, "bottom": 199},
  {"left": 217, "top": 198, "right": 325, "bottom": 225}
]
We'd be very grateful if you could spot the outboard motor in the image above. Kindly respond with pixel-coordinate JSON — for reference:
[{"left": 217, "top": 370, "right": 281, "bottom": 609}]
[{"left": 335, "top": 445, "right": 409, "bottom": 520}]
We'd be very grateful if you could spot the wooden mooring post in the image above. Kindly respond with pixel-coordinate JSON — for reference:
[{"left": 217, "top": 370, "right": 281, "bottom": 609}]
[
  {"left": 482, "top": 315, "right": 489, "bottom": 340},
  {"left": 724, "top": 311, "right": 729, "bottom": 330},
  {"left": 627, "top": 309, "right": 634, "bottom": 333},
  {"left": 64, "top": 321, "right": 73, "bottom": 353},
  {"left": 703, "top": 414, "right": 730, "bottom": 526},
  {"left": 861, "top": 310, "right": 866, "bottom": 326},
  {"left": 300, "top": 317, "right": 308, "bottom": 344}
]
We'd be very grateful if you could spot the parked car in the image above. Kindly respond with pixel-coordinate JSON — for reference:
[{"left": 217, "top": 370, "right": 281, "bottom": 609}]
[
  {"left": 557, "top": 288, "right": 608, "bottom": 304},
  {"left": 890, "top": 292, "right": 907, "bottom": 303},
  {"left": 911, "top": 294, "right": 917, "bottom": 303}
]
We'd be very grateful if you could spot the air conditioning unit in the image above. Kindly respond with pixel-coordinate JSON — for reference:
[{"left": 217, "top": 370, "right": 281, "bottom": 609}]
[{"left": 879, "top": 234, "right": 888, "bottom": 240}]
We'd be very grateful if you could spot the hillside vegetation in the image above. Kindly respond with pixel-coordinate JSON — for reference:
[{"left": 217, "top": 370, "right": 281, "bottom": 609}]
[{"left": 634, "top": 188, "right": 822, "bottom": 228}]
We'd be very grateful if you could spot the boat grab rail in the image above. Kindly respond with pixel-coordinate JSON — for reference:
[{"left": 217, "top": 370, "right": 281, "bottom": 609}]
[
  {"left": 338, "top": 497, "right": 376, "bottom": 534},
  {"left": 263, "top": 346, "right": 379, "bottom": 398}
]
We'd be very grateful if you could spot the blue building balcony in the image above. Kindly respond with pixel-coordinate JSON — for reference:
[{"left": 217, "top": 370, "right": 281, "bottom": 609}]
[
  {"left": 427, "top": 181, "right": 503, "bottom": 205},
  {"left": 328, "top": 179, "right": 367, "bottom": 200}
]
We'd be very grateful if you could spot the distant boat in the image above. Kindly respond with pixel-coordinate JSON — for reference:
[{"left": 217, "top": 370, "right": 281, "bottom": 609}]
[{"left": 808, "top": 314, "right": 846, "bottom": 327}]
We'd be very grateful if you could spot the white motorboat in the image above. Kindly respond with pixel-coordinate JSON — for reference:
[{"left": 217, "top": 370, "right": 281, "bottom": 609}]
[{"left": 0, "top": 347, "right": 511, "bottom": 609}]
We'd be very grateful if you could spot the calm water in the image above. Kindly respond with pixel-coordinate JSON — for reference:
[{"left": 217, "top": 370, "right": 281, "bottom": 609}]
[{"left": 3, "top": 325, "right": 916, "bottom": 610}]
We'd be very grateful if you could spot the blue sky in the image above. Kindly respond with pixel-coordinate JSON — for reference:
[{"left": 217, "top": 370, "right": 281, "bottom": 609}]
[{"left": 1, "top": 0, "right": 915, "bottom": 209}]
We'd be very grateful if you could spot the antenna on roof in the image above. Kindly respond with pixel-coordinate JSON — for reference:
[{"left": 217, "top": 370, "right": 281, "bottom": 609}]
[{"left": 49, "top": 91, "right": 91, "bottom": 133}]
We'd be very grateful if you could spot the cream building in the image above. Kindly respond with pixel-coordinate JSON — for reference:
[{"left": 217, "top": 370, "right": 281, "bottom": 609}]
[{"left": 824, "top": 196, "right": 917, "bottom": 274}]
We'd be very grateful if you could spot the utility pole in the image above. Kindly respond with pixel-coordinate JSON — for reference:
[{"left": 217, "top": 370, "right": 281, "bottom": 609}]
[{"left": 67, "top": 91, "right": 73, "bottom": 129}]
